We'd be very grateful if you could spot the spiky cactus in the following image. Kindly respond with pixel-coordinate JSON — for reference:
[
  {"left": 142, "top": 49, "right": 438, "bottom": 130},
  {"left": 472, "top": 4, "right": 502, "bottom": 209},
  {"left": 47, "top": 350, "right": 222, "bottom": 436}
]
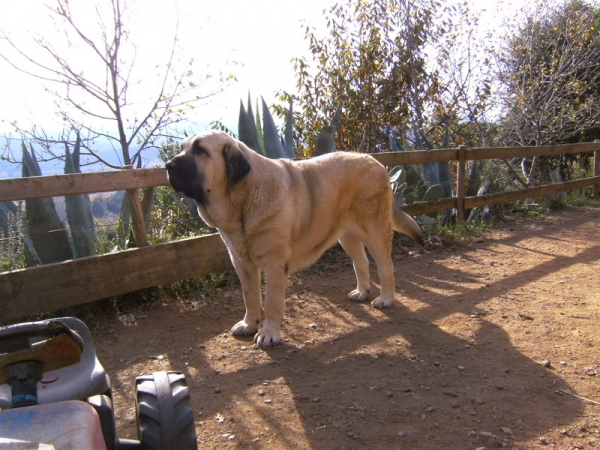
[
  {"left": 22, "top": 143, "right": 73, "bottom": 265},
  {"left": 238, "top": 94, "right": 295, "bottom": 159},
  {"left": 64, "top": 134, "right": 96, "bottom": 258}
]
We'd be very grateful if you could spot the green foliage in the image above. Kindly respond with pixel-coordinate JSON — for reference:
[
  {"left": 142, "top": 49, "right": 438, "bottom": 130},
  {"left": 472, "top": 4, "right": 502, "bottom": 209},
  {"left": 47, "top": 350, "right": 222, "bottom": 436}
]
[
  {"left": 541, "top": 155, "right": 598, "bottom": 209},
  {"left": 115, "top": 191, "right": 131, "bottom": 249},
  {"left": 210, "top": 120, "right": 237, "bottom": 137},
  {"left": 147, "top": 186, "right": 213, "bottom": 244},
  {"left": 422, "top": 215, "right": 491, "bottom": 246},
  {"left": 497, "top": 0, "right": 600, "bottom": 147},
  {"left": 281, "top": 0, "right": 444, "bottom": 154},
  {"left": 433, "top": 2, "right": 497, "bottom": 148},
  {"left": 0, "top": 206, "right": 26, "bottom": 272},
  {"left": 164, "top": 270, "right": 238, "bottom": 302},
  {"left": 0, "top": 201, "right": 18, "bottom": 243}
]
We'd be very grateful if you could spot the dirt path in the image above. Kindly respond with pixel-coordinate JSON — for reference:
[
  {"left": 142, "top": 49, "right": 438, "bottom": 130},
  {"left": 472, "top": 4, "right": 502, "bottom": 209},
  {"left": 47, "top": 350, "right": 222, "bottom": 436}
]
[{"left": 92, "top": 205, "right": 600, "bottom": 449}]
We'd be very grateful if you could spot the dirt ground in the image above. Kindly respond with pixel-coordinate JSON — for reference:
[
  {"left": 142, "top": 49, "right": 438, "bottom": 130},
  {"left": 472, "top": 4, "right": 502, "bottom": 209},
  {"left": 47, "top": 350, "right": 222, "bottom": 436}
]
[{"left": 92, "top": 205, "right": 600, "bottom": 449}]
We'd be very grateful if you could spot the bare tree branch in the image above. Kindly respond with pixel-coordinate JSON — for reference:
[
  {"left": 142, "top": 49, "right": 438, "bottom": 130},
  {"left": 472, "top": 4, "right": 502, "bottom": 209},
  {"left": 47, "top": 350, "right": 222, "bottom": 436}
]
[{"left": 1, "top": 0, "right": 236, "bottom": 169}]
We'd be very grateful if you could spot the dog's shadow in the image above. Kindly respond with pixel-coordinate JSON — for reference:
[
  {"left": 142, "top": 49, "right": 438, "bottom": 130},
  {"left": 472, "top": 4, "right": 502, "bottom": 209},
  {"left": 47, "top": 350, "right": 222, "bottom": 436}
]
[{"left": 196, "top": 219, "right": 592, "bottom": 448}]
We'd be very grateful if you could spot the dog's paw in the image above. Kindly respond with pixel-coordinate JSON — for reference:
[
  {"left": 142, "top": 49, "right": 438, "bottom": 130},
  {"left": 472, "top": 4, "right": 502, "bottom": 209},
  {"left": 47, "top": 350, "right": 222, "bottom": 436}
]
[
  {"left": 231, "top": 320, "right": 259, "bottom": 336},
  {"left": 371, "top": 296, "right": 394, "bottom": 309},
  {"left": 347, "top": 284, "right": 371, "bottom": 302},
  {"left": 254, "top": 332, "right": 281, "bottom": 348},
  {"left": 347, "top": 289, "right": 369, "bottom": 302},
  {"left": 253, "top": 324, "right": 282, "bottom": 348}
]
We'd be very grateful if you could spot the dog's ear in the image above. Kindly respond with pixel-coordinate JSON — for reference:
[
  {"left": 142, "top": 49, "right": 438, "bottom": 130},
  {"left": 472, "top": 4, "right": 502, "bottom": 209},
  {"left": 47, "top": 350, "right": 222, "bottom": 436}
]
[{"left": 223, "top": 143, "right": 251, "bottom": 188}]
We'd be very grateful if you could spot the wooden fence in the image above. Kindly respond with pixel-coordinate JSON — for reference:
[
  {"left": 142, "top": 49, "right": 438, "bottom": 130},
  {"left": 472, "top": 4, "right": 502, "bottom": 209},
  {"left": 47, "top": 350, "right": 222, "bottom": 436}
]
[{"left": 1, "top": 142, "right": 599, "bottom": 322}]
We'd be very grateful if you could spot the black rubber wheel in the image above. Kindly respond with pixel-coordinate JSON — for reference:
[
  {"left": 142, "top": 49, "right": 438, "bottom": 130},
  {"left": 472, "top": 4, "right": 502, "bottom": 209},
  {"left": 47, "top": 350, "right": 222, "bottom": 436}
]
[{"left": 135, "top": 371, "right": 197, "bottom": 450}]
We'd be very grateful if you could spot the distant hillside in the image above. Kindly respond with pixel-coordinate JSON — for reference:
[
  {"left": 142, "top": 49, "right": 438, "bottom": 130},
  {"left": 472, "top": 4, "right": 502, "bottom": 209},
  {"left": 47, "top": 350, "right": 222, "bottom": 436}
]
[
  {"left": 90, "top": 191, "right": 125, "bottom": 224},
  {"left": 0, "top": 144, "right": 162, "bottom": 179}
]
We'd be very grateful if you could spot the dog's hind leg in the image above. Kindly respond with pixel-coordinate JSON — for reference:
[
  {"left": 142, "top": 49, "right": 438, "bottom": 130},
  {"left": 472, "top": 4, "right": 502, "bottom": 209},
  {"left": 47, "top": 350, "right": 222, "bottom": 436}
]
[
  {"left": 231, "top": 257, "right": 262, "bottom": 336},
  {"left": 363, "top": 227, "right": 396, "bottom": 309},
  {"left": 339, "top": 229, "right": 371, "bottom": 302}
]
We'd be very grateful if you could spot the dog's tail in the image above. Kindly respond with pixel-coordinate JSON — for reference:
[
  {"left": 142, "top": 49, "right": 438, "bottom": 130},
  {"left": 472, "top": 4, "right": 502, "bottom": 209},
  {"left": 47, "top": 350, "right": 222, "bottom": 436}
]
[{"left": 391, "top": 201, "right": 424, "bottom": 247}]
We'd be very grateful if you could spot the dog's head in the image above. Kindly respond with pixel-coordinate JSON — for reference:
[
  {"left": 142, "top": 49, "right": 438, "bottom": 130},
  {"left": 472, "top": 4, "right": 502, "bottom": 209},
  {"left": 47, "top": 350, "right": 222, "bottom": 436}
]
[{"left": 165, "top": 131, "right": 251, "bottom": 205}]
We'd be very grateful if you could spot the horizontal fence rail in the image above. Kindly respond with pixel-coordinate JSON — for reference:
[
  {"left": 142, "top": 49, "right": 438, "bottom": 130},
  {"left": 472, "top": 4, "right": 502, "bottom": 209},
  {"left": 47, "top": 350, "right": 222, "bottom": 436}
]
[
  {"left": 1, "top": 142, "right": 599, "bottom": 322},
  {"left": 374, "top": 142, "right": 600, "bottom": 217},
  {"left": 0, "top": 235, "right": 232, "bottom": 322},
  {"left": 0, "top": 168, "right": 168, "bottom": 202}
]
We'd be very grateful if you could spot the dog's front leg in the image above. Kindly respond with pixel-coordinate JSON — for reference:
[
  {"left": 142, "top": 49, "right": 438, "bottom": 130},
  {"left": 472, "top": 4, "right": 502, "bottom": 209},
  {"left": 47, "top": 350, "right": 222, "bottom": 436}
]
[
  {"left": 230, "top": 257, "right": 262, "bottom": 336},
  {"left": 254, "top": 265, "right": 287, "bottom": 348}
]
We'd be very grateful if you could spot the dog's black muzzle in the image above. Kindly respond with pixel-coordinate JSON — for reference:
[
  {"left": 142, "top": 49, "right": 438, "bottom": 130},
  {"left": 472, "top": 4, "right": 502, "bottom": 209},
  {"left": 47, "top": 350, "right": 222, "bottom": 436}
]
[{"left": 165, "top": 155, "right": 208, "bottom": 205}]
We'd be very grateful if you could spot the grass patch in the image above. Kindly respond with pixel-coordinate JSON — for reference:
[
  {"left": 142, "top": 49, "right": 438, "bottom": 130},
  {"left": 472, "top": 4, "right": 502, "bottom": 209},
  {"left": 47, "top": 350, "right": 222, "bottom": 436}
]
[
  {"left": 162, "top": 269, "right": 240, "bottom": 305},
  {"left": 422, "top": 216, "right": 492, "bottom": 247}
]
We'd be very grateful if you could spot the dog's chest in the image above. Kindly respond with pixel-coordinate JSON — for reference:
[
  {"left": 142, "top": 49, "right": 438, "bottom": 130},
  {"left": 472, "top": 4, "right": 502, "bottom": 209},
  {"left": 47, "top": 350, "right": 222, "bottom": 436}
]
[
  {"left": 196, "top": 203, "right": 218, "bottom": 228},
  {"left": 218, "top": 230, "right": 250, "bottom": 261}
]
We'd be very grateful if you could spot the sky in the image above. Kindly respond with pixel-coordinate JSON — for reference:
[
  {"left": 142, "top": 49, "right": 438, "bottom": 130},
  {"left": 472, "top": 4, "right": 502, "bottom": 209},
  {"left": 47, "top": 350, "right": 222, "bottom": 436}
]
[
  {"left": 0, "top": 0, "right": 330, "bottom": 134},
  {"left": 0, "top": 0, "right": 528, "bottom": 177},
  {"left": 0, "top": 0, "right": 333, "bottom": 176}
]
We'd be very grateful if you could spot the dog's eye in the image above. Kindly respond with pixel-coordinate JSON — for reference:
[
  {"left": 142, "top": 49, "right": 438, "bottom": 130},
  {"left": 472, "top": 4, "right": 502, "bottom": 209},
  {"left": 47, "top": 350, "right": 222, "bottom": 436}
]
[{"left": 192, "top": 141, "right": 210, "bottom": 157}]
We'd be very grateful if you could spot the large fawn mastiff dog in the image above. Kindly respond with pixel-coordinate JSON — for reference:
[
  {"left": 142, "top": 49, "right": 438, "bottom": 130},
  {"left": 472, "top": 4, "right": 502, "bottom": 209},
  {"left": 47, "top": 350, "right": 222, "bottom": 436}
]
[{"left": 166, "top": 130, "right": 423, "bottom": 348}]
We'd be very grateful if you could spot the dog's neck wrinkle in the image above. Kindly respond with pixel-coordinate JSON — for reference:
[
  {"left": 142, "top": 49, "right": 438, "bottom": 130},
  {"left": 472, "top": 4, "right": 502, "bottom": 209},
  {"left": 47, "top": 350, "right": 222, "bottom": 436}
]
[
  {"left": 230, "top": 175, "right": 280, "bottom": 236},
  {"left": 196, "top": 203, "right": 217, "bottom": 228},
  {"left": 217, "top": 158, "right": 284, "bottom": 236},
  {"left": 236, "top": 179, "right": 263, "bottom": 235},
  {"left": 204, "top": 178, "right": 251, "bottom": 234}
]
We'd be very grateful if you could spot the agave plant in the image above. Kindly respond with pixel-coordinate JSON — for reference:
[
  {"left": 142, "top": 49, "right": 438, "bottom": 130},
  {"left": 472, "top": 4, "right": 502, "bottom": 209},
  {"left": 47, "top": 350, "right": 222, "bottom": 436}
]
[
  {"left": 387, "top": 125, "right": 457, "bottom": 224},
  {"left": 64, "top": 133, "right": 96, "bottom": 258},
  {"left": 238, "top": 94, "right": 343, "bottom": 160},
  {"left": 413, "top": 125, "right": 453, "bottom": 199},
  {"left": 15, "top": 137, "right": 104, "bottom": 266},
  {"left": 388, "top": 129, "right": 423, "bottom": 205},
  {"left": 22, "top": 143, "right": 73, "bottom": 265},
  {"left": 238, "top": 96, "right": 263, "bottom": 155},
  {"left": 238, "top": 94, "right": 295, "bottom": 159},
  {"left": 261, "top": 96, "right": 291, "bottom": 159},
  {"left": 313, "top": 104, "right": 342, "bottom": 157},
  {"left": 284, "top": 98, "right": 294, "bottom": 158}
]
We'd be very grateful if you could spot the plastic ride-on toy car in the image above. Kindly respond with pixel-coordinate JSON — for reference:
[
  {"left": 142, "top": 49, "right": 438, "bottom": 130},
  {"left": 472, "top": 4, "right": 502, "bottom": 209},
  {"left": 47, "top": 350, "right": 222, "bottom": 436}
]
[{"left": 0, "top": 317, "right": 197, "bottom": 449}]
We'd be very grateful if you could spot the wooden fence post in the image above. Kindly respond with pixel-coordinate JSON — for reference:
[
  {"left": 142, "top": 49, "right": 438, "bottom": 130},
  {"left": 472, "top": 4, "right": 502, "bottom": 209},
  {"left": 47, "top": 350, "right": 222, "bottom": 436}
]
[
  {"left": 121, "top": 166, "right": 150, "bottom": 247},
  {"left": 594, "top": 140, "right": 600, "bottom": 199},
  {"left": 127, "top": 188, "right": 150, "bottom": 247},
  {"left": 456, "top": 145, "right": 467, "bottom": 222}
]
